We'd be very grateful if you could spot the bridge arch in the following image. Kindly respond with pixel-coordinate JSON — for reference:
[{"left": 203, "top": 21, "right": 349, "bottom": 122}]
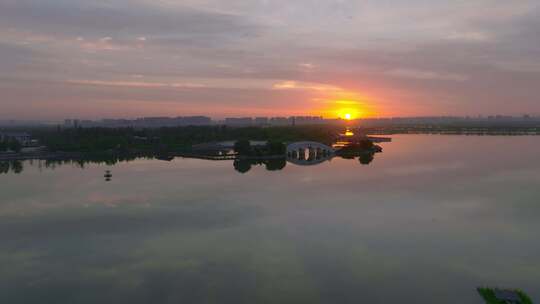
[{"left": 286, "top": 141, "right": 334, "bottom": 166}]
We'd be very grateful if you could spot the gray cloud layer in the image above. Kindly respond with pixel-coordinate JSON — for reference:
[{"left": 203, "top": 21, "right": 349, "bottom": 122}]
[{"left": 1, "top": 0, "right": 539, "bottom": 119}]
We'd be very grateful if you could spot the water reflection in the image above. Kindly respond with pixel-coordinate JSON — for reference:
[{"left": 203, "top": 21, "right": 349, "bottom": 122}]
[
  {"left": 233, "top": 158, "right": 288, "bottom": 174},
  {"left": 286, "top": 141, "right": 334, "bottom": 166},
  {"left": 2, "top": 135, "right": 540, "bottom": 304},
  {"left": 104, "top": 170, "right": 112, "bottom": 182},
  {"left": 0, "top": 160, "right": 23, "bottom": 174},
  {"left": 0, "top": 147, "right": 379, "bottom": 175},
  {"left": 359, "top": 152, "right": 374, "bottom": 165},
  {"left": 0, "top": 154, "right": 153, "bottom": 174}
]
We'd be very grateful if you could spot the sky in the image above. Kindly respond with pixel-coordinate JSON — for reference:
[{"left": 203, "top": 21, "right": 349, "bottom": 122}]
[{"left": 1, "top": 0, "right": 539, "bottom": 120}]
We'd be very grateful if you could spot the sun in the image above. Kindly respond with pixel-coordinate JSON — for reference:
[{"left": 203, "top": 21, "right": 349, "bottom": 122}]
[
  {"left": 319, "top": 98, "right": 374, "bottom": 120},
  {"left": 335, "top": 107, "right": 361, "bottom": 120}
]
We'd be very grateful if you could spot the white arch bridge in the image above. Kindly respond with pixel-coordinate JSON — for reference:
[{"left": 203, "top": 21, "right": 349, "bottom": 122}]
[{"left": 286, "top": 141, "right": 335, "bottom": 166}]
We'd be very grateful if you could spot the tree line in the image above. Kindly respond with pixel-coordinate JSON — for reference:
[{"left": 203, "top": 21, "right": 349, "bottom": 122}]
[
  {"left": 31, "top": 125, "right": 341, "bottom": 153},
  {"left": 0, "top": 138, "right": 22, "bottom": 153}
]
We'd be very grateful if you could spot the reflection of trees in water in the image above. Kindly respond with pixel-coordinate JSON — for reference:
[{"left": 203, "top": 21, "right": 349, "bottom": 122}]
[
  {"left": 0, "top": 149, "right": 377, "bottom": 175},
  {"left": 11, "top": 161, "right": 23, "bottom": 174},
  {"left": 0, "top": 161, "right": 24, "bottom": 174},
  {"left": 284, "top": 140, "right": 380, "bottom": 167},
  {"left": 335, "top": 146, "right": 378, "bottom": 166},
  {"left": 233, "top": 158, "right": 287, "bottom": 174},
  {"left": 0, "top": 153, "right": 155, "bottom": 174},
  {"left": 0, "top": 161, "right": 12, "bottom": 174},
  {"left": 265, "top": 158, "right": 287, "bottom": 171},
  {"left": 358, "top": 152, "right": 375, "bottom": 165},
  {"left": 238, "top": 151, "right": 375, "bottom": 173},
  {"left": 338, "top": 151, "right": 376, "bottom": 165},
  {"left": 43, "top": 153, "right": 150, "bottom": 169},
  {"left": 233, "top": 159, "right": 252, "bottom": 174}
]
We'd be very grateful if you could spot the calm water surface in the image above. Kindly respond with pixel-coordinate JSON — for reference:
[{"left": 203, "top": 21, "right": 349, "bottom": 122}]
[{"left": 1, "top": 135, "right": 539, "bottom": 303}]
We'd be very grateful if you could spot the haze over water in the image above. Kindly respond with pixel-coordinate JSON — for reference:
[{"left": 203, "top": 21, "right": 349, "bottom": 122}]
[{"left": 1, "top": 135, "right": 540, "bottom": 303}]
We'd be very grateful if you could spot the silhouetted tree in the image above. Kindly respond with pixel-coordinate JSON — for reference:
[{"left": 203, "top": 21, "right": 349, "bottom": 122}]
[
  {"left": 32, "top": 125, "right": 342, "bottom": 154},
  {"left": 234, "top": 140, "right": 252, "bottom": 155},
  {"left": 358, "top": 139, "right": 374, "bottom": 150},
  {"left": 8, "top": 139, "right": 22, "bottom": 153},
  {"left": 266, "top": 141, "right": 286, "bottom": 155}
]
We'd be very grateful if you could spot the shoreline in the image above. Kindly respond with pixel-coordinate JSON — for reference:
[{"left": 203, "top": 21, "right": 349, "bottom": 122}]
[{"left": 0, "top": 151, "right": 288, "bottom": 162}]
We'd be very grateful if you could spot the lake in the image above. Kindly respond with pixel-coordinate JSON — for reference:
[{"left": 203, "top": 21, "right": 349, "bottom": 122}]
[{"left": 1, "top": 135, "right": 539, "bottom": 303}]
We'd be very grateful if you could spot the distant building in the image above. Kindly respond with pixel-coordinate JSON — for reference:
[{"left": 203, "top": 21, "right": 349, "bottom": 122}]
[
  {"left": 0, "top": 132, "right": 34, "bottom": 146},
  {"left": 136, "top": 117, "right": 173, "bottom": 127},
  {"left": 80, "top": 120, "right": 95, "bottom": 127},
  {"left": 254, "top": 117, "right": 269, "bottom": 125},
  {"left": 176, "top": 116, "right": 212, "bottom": 126},
  {"left": 64, "top": 119, "right": 81, "bottom": 128},
  {"left": 269, "top": 117, "right": 290, "bottom": 126},
  {"left": 225, "top": 117, "right": 253, "bottom": 126},
  {"left": 291, "top": 116, "right": 324, "bottom": 125},
  {"left": 64, "top": 116, "right": 212, "bottom": 128},
  {"left": 100, "top": 119, "right": 124, "bottom": 128}
]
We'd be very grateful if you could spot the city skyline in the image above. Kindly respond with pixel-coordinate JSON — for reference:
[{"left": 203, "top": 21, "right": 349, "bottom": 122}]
[
  {"left": 1, "top": 1, "right": 540, "bottom": 119},
  {"left": 3, "top": 112, "right": 540, "bottom": 127},
  {"left": 27, "top": 113, "right": 540, "bottom": 128}
]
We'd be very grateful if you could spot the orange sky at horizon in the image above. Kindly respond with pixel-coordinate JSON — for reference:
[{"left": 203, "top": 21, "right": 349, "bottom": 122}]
[
  {"left": 268, "top": 80, "right": 384, "bottom": 120},
  {"left": 2, "top": 78, "right": 410, "bottom": 120}
]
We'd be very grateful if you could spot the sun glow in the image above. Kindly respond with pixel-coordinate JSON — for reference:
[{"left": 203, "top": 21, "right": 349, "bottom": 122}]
[
  {"left": 314, "top": 90, "right": 378, "bottom": 119},
  {"left": 336, "top": 107, "right": 363, "bottom": 120}
]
